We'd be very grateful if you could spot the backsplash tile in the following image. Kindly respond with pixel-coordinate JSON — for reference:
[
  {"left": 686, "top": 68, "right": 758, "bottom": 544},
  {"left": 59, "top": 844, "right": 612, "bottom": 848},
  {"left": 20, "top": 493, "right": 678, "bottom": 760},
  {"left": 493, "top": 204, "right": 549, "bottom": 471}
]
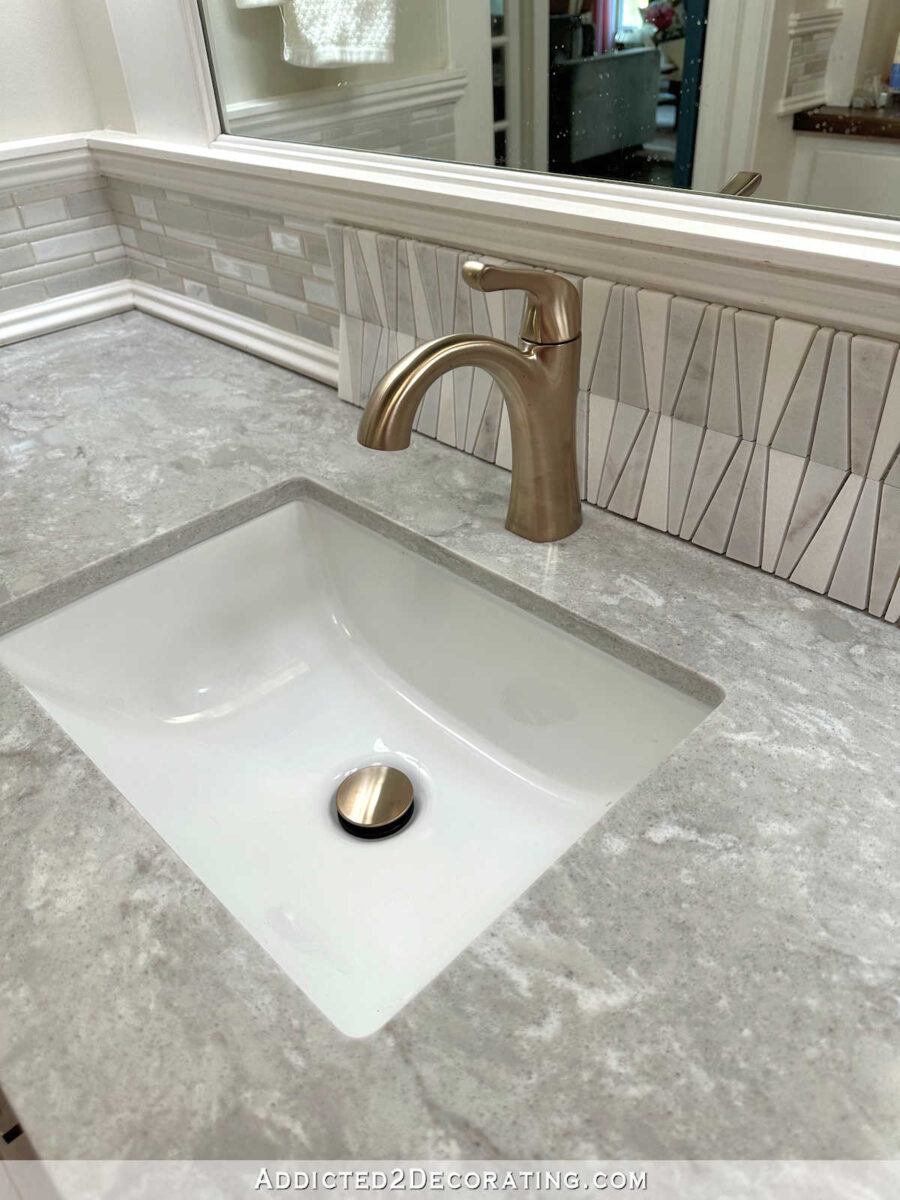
[
  {"left": 2, "top": 176, "right": 897, "bottom": 625},
  {"left": 1, "top": 175, "right": 341, "bottom": 348},
  {"left": 330, "top": 222, "right": 900, "bottom": 625},
  {"left": 0, "top": 176, "right": 127, "bottom": 311}
]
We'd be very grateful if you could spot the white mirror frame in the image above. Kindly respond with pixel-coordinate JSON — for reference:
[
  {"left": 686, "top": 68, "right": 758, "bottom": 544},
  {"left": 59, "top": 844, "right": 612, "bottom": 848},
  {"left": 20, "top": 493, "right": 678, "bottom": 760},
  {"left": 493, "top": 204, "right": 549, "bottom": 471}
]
[{"left": 6, "top": 0, "right": 898, "bottom": 339}]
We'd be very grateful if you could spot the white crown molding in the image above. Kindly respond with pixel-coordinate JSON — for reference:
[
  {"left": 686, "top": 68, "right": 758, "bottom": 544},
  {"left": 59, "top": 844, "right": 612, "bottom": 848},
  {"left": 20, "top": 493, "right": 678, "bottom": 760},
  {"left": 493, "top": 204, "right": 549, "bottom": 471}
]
[
  {"left": 85, "top": 129, "right": 900, "bottom": 339},
  {"left": 226, "top": 69, "right": 468, "bottom": 142},
  {"left": 0, "top": 134, "right": 94, "bottom": 190},
  {"left": 0, "top": 277, "right": 339, "bottom": 386}
]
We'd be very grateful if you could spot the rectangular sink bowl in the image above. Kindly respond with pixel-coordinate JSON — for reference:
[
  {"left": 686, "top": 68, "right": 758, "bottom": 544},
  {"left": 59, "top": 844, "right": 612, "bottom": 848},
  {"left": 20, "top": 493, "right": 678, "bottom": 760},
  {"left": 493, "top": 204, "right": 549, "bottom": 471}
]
[{"left": 0, "top": 497, "right": 717, "bottom": 1036}]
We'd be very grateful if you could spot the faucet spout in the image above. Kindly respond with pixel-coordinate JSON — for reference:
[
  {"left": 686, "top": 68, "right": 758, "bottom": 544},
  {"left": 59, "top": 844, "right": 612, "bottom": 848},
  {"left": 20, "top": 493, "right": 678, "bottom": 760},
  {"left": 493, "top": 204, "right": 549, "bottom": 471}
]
[
  {"left": 356, "top": 263, "right": 583, "bottom": 543},
  {"left": 359, "top": 334, "right": 537, "bottom": 451}
]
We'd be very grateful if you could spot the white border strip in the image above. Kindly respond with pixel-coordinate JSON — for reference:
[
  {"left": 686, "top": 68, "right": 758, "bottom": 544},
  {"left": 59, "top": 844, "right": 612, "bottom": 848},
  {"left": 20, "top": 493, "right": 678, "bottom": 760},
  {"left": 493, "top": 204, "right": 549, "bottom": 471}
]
[{"left": 0, "top": 280, "right": 339, "bottom": 386}]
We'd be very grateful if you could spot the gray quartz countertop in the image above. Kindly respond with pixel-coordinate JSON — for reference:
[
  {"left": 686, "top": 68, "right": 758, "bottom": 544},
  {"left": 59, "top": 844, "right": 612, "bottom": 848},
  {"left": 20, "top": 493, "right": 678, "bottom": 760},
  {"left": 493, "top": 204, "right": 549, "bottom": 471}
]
[{"left": 1, "top": 313, "right": 899, "bottom": 1161}]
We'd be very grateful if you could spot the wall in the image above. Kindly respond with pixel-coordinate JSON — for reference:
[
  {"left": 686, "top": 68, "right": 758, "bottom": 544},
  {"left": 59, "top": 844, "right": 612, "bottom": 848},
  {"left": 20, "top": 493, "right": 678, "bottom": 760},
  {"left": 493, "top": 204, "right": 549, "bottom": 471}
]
[{"left": 0, "top": 0, "right": 99, "bottom": 141}]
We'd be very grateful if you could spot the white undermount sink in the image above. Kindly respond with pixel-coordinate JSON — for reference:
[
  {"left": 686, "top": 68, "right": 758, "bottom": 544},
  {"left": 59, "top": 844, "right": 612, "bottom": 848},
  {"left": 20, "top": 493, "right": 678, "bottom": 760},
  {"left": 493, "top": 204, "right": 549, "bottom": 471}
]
[{"left": 0, "top": 498, "right": 716, "bottom": 1036}]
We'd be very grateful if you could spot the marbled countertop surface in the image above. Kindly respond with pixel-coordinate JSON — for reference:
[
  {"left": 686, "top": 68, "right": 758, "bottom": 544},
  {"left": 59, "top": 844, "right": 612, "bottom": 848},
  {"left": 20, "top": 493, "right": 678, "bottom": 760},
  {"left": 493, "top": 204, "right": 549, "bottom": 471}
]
[{"left": 1, "top": 313, "right": 898, "bottom": 1161}]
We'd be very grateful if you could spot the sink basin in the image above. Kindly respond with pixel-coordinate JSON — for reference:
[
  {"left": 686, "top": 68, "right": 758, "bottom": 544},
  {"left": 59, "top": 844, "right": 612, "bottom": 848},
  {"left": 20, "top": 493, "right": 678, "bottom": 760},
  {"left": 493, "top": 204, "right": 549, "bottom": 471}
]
[{"left": 0, "top": 497, "right": 716, "bottom": 1036}]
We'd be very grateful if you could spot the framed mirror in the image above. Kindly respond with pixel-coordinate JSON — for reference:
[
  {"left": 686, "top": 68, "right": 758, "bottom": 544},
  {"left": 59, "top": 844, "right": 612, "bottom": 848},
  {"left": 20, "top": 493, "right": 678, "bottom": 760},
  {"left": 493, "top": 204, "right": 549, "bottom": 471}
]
[{"left": 197, "top": 0, "right": 900, "bottom": 219}]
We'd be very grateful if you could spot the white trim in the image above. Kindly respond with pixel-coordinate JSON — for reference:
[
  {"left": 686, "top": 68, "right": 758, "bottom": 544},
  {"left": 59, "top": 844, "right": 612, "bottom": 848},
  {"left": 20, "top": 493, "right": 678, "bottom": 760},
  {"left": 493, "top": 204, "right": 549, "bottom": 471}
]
[
  {"left": 102, "top": 0, "right": 220, "bottom": 144},
  {"left": 0, "top": 281, "right": 133, "bottom": 347},
  {"left": 85, "top": 129, "right": 900, "bottom": 339},
  {"left": 225, "top": 70, "right": 468, "bottom": 142},
  {"left": 0, "top": 134, "right": 94, "bottom": 190},
  {"left": 0, "top": 279, "right": 339, "bottom": 385},
  {"left": 692, "top": 1, "right": 775, "bottom": 193},
  {"left": 131, "top": 282, "right": 339, "bottom": 384}
]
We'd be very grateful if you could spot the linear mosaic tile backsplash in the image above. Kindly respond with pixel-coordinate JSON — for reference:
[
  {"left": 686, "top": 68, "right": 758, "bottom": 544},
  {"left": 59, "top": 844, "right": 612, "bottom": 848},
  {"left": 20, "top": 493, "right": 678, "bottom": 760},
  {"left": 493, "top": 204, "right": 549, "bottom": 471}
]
[
  {"left": 328, "top": 224, "right": 900, "bottom": 625},
  {"left": 108, "top": 181, "right": 340, "bottom": 348},
  {"left": 1, "top": 175, "right": 340, "bottom": 348},
  {"left": 0, "top": 175, "right": 127, "bottom": 312}
]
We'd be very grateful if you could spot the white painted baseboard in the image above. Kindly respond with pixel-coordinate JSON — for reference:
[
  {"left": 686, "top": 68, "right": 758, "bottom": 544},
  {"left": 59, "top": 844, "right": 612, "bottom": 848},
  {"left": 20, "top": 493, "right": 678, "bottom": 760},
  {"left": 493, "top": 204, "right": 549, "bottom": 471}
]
[{"left": 0, "top": 281, "right": 340, "bottom": 387}]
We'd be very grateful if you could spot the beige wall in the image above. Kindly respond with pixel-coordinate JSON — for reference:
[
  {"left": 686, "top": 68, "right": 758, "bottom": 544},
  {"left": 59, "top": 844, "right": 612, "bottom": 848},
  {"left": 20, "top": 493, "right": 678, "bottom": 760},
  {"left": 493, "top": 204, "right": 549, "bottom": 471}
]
[
  {"left": 205, "top": 0, "right": 449, "bottom": 109},
  {"left": 0, "top": 0, "right": 99, "bottom": 140}
]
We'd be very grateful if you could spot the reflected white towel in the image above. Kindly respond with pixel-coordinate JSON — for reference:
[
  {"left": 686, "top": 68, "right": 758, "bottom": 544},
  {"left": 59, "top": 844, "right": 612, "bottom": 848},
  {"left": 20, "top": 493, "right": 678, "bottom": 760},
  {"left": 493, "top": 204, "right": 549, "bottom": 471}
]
[
  {"left": 234, "top": 1, "right": 282, "bottom": 7},
  {"left": 281, "top": 0, "right": 397, "bottom": 67}
]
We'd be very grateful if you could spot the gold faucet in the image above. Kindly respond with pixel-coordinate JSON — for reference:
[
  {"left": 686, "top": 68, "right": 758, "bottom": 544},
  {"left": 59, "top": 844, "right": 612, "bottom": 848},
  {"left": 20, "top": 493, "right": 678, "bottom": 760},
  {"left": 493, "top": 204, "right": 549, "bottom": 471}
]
[{"left": 357, "top": 261, "right": 583, "bottom": 543}]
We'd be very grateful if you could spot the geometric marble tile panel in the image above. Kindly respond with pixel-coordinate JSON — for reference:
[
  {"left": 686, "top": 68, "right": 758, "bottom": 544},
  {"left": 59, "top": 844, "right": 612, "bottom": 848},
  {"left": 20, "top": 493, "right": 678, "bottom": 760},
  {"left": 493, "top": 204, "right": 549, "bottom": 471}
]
[
  {"left": 869, "top": 357, "right": 900, "bottom": 481},
  {"left": 673, "top": 303, "right": 721, "bottom": 428},
  {"left": 609, "top": 409, "right": 659, "bottom": 518},
  {"left": 436, "top": 246, "right": 460, "bottom": 336},
  {"left": 828, "top": 476, "right": 881, "bottom": 609},
  {"left": 726, "top": 442, "right": 769, "bottom": 567},
  {"left": 886, "top": 577, "right": 900, "bottom": 622},
  {"left": 586, "top": 391, "right": 617, "bottom": 504},
  {"left": 396, "top": 239, "right": 415, "bottom": 337},
  {"left": 576, "top": 389, "right": 589, "bottom": 500},
  {"left": 789, "top": 474, "right": 863, "bottom": 595},
  {"left": 437, "top": 372, "right": 458, "bottom": 449},
  {"left": 342, "top": 229, "right": 363, "bottom": 322},
  {"left": 667, "top": 417, "right": 705, "bottom": 535},
  {"left": 850, "top": 336, "right": 896, "bottom": 475},
  {"left": 358, "top": 228, "right": 388, "bottom": 326},
  {"left": 762, "top": 449, "right": 807, "bottom": 572},
  {"left": 620, "top": 286, "right": 649, "bottom": 410},
  {"left": 692, "top": 439, "right": 753, "bottom": 554},
  {"left": 772, "top": 327, "right": 832, "bottom": 458},
  {"left": 472, "top": 381, "right": 503, "bottom": 462},
  {"left": 590, "top": 283, "right": 624, "bottom": 400},
  {"left": 376, "top": 233, "right": 399, "bottom": 330},
  {"left": 637, "top": 287, "right": 670, "bottom": 412},
  {"left": 888, "top": 454, "right": 900, "bottom": 489},
  {"left": 707, "top": 307, "right": 741, "bottom": 437},
  {"left": 597, "top": 402, "right": 646, "bottom": 507},
  {"left": 661, "top": 296, "right": 705, "bottom": 416},
  {"left": 349, "top": 228, "right": 381, "bottom": 325},
  {"left": 810, "top": 330, "right": 850, "bottom": 471},
  {"left": 757, "top": 317, "right": 817, "bottom": 446},
  {"left": 735, "top": 308, "right": 775, "bottom": 440},
  {"left": 678, "top": 428, "right": 739, "bottom": 539},
  {"left": 579, "top": 277, "right": 614, "bottom": 390},
  {"left": 637, "top": 413, "right": 673, "bottom": 531},
  {"left": 408, "top": 241, "right": 439, "bottom": 340},
  {"left": 775, "top": 459, "right": 846, "bottom": 578},
  {"left": 869, "top": 483, "right": 900, "bottom": 618}
]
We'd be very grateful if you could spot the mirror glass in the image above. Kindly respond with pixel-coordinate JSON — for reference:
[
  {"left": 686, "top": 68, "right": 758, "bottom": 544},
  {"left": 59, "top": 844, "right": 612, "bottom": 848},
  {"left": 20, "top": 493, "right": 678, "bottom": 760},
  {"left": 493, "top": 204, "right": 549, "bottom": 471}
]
[{"left": 199, "top": 1, "right": 900, "bottom": 219}]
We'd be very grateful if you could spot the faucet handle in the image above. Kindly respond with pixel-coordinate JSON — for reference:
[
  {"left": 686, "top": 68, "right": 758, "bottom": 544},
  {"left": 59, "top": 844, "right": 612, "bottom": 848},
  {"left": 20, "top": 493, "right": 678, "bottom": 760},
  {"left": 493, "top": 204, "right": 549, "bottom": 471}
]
[{"left": 462, "top": 261, "right": 580, "bottom": 346}]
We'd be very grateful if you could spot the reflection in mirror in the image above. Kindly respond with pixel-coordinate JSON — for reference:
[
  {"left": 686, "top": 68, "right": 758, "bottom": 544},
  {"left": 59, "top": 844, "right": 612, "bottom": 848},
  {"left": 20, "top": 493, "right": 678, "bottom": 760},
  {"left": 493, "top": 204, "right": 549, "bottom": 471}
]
[{"left": 199, "top": 1, "right": 900, "bottom": 219}]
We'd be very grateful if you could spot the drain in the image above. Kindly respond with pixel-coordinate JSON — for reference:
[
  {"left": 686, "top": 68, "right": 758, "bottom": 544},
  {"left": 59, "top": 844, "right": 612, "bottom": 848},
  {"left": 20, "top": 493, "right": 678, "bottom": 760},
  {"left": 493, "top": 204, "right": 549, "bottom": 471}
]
[{"left": 335, "top": 764, "right": 415, "bottom": 839}]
